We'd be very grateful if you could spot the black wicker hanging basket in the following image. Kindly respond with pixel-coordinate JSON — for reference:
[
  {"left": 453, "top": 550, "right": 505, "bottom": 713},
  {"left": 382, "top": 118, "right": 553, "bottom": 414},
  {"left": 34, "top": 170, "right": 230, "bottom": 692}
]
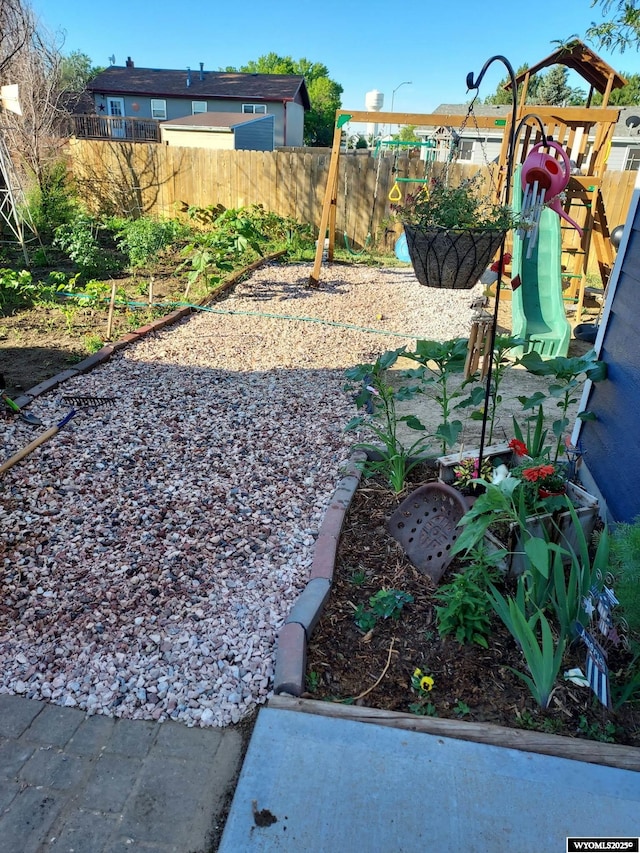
[{"left": 403, "top": 224, "right": 506, "bottom": 290}]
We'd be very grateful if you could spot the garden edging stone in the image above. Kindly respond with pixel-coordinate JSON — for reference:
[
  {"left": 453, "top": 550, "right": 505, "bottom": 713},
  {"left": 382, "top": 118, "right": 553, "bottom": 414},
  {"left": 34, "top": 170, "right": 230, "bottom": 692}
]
[{"left": 273, "top": 451, "right": 366, "bottom": 696}]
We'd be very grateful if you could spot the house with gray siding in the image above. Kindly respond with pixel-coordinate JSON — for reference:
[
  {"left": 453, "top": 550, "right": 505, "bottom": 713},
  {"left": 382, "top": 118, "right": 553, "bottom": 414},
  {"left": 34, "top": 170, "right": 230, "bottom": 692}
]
[
  {"left": 86, "top": 59, "right": 309, "bottom": 148},
  {"left": 416, "top": 104, "right": 640, "bottom": 172}
]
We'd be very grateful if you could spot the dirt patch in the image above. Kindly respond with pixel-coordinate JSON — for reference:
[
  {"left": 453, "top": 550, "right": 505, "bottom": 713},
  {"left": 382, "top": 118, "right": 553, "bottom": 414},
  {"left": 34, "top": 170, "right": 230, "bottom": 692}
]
[
  {"left": 0, "top": 264, "right": 190, "bottom": 396},
  {"left": 305, "top": 464, "right": 639, "bottom": 746}
]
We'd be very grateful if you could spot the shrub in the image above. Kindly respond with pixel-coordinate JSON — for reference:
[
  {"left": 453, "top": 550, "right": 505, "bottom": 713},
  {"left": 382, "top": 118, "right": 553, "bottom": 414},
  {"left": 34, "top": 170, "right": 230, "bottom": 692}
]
[
  {"left": 22, "top": 161, "right": 76, "bottom": 239},
  {"left": 53, "top": 211, "right": 123, "bottom": 277},
  {"left": 434, "top": 551, "right": 500, "bottom": 647},
  {"left": 108, "top": 216, "right": 188, "bottom": 267}
]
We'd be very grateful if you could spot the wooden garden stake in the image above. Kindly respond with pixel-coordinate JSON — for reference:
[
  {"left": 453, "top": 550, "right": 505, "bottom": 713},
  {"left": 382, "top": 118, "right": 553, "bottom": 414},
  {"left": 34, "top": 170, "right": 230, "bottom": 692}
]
[
  {"left": 106, "top": 280, "right": 117, "bottom": 340},
  {"left": 464, "top": 317, "right": 492, "bottom": 379},
  {"left": 149, "top": 277, "right": 154, "bottom": 306}
]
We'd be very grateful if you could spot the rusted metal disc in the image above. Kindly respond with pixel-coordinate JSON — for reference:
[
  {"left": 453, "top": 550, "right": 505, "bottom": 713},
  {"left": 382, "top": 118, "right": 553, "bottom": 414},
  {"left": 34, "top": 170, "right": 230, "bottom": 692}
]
[{"left": 386, "top": 482, "right": 469, "bottom": 583}]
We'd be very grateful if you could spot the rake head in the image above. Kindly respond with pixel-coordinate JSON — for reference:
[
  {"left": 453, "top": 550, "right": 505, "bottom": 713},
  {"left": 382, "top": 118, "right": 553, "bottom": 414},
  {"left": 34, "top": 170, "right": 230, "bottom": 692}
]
[{"left": 62, "top": 395, "right": 117, "bottom": 408}]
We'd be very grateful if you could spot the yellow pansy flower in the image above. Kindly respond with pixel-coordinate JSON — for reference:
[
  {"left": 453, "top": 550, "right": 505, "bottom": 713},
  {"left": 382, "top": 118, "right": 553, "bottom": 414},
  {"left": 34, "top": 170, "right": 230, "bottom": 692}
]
[{"left": 420, "top": 675, "right": 434, "bottom": 692}]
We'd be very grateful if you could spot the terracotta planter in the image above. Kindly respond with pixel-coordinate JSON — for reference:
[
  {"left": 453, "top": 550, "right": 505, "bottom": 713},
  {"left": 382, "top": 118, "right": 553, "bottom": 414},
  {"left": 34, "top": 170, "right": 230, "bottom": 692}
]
[
  {"left": 538, "top": 487, "right": 566, "bottom": 499},
  {"left": 403, "top": 224, "right": 506, "bottom": 290}
]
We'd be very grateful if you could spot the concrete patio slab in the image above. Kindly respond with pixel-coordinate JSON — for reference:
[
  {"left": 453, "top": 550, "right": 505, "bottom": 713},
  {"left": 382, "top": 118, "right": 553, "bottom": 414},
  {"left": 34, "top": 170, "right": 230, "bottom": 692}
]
[{"left": 219, "top": 706, "right": 640, "bottom": 852}]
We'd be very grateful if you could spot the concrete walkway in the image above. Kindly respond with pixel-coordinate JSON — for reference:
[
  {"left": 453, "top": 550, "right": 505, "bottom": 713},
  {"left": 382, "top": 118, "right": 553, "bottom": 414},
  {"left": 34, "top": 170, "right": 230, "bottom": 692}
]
[
  {"left": 0, "top": 694, "right": 243, "bottom": 853},
  {"left": 220, "top": 706, "right": 640, "bottom": 853}
]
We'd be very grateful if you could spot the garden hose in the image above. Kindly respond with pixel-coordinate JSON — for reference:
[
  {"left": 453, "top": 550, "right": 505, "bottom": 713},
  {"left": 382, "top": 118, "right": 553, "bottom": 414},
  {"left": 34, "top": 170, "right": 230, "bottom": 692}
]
[{"left": 60, "top": 292, "right": 419, "bottom": 340}]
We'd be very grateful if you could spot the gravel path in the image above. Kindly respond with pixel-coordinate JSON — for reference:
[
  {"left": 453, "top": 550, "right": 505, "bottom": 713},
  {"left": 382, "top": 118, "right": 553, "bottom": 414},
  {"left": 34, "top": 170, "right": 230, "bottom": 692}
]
[{"left": 0, "top": 262, "right": 485, "bottom": 727}]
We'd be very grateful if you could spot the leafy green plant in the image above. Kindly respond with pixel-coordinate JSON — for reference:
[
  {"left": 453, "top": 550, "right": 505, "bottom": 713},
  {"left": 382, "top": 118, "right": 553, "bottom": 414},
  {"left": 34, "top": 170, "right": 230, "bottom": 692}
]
[
  {"left": 611, "top": 659, "right": 640, "bottom": 710},
  {"left": 31, "top": 247, "right": 49, "bottom": 267},
  {"left": 348, "top": 568, "right": 367, "bottom": 586},
  {"left": 491, "top": 593, "right": 566, "bottom": 709},
  {"left": 22, "top": 160, "right": 76, "bottom": 239},
  {"left": 109, "top": 215, "right": 188, "bottom": 267},
  {"left": 453, "top": 700, "right": 471, "bottom": 717},
  {"left": 459, "top": 334, "right": 525, "bottom": 444},
  {"left": 353, "top": 605, "right": 377, "bottom": 632},
  {"left": 60, "top": 302, "right": 78, "bottom": 334},
  {"left": 75, "top": 278, "right": 111, "bottom": 307},
  {"left": 53, "top": 211, "right": 123, "bottom": 277},
  {"left": 451, "top": 455, "right": 494, "bottom": 489},
  {"left": 518, "top": 349, "right": 607, "bottom": 461},
  {"left": 344, "top": 349, "right": 430, "bottom": 493},
  {"left": 401, "top": 338, "right": 477, "bottom": 454},
  {"left": 0, "top": 269, "right": 38, "bottom": 315},
  {"left": 354, "top": 588, "right": 414, "bottom": 631},
  {"left": 450, "top": 476, "right": 525, "bottom": 559},
  {"left": 515, "top": 709, "right": 563, "bottom": 734},
  {"left": 306, "top": 671, "right": 321, "bottom": 693},
  {"left": 434, "top": 551, "right": 500, "bottom": 647},
  {"left": 577, "top": 714, "right": 617, "bottom": 743},
  {"left": 512, "top": 404, "right": 548, "bottom": 459},
  {"left": 610, "top": 516, "right": 640, "bottom": 655},
  {"left": 392, "top": 173, "right": 516, "bottom": 231},
  {"left": 84, "top": 333, "right": 104, "bottom": 354}
]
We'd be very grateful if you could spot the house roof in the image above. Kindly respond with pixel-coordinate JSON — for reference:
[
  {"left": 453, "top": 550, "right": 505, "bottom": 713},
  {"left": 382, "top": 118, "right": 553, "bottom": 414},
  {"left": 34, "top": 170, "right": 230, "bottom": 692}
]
[
  {"left": 87, "top": 65, "right": 311, "bottom": 110},
  {"left": 506, "top": 40, "right": 626, "bottom": 95},
  {"left": 160, "top": 112, "right": 272, "bottom": 131}
]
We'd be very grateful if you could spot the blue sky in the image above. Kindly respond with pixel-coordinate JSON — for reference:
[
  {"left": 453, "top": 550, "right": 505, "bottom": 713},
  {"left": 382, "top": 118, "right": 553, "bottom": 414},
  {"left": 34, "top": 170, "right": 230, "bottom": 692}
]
[{"left": 32, "top": 0, "right": 640, "bottom": 115}]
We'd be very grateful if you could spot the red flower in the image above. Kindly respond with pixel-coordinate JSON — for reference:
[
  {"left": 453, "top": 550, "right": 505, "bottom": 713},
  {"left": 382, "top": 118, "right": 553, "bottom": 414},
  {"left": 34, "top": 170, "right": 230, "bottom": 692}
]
[
  {"left": 522, "top": 464, "right": 555, "bottom": 483},
  {"left": 508, "top": 438, "right": 528, "bottom": 457}
]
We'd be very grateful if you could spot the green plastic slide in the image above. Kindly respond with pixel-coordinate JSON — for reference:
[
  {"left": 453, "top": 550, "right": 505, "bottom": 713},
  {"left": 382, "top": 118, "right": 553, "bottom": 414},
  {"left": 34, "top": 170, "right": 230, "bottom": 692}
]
[{"left": 510, "top": 167, "right": 571, "bottom": 359}]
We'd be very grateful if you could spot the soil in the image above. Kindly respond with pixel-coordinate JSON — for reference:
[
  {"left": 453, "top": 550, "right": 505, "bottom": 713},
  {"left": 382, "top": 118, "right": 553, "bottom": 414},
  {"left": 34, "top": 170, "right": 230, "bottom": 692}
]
[
  {"left": 0, "top": 263, "right": 190, "bottom": 396},
  {"left": 305, "top": 463, "right": 640, "bottom": 747}
]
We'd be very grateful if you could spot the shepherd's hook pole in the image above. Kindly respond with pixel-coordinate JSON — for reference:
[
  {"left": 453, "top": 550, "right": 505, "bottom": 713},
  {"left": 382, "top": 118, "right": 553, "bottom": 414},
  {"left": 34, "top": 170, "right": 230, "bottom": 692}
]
[{"left": 465, "top": 56, "right": 517, "bottom": 473}]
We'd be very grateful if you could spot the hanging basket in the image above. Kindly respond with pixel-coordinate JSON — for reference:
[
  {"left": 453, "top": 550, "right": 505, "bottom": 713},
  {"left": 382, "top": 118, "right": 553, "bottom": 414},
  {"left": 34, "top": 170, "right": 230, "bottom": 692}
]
[{"left": 403, "top": 224, "right": 506, "bottom": 290}]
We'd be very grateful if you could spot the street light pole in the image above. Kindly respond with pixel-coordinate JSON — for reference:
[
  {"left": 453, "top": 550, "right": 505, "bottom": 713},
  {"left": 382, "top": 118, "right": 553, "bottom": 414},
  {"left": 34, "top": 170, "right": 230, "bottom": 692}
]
[
  {"left": 390, "top": 80, "right": 412, "bottom": 113},
  {"left": 390, "top": 81, "right": 412, "bottom": 137}
]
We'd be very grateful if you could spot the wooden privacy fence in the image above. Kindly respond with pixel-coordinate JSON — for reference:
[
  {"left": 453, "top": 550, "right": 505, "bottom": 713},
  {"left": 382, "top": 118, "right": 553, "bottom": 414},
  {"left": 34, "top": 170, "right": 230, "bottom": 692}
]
[{"left": 65, "top": 138, "right": 636, "bottom": 271}]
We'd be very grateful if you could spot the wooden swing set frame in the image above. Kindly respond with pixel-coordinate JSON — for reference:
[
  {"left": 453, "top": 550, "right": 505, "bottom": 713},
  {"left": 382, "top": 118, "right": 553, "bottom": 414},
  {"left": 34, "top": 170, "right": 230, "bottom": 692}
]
[{"left": 310, "top": 42, "right": 625, "bottom": 323}]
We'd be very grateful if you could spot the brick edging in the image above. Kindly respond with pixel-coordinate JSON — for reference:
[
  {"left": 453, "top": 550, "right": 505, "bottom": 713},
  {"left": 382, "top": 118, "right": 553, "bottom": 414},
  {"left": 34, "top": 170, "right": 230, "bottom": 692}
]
[{"left": 272, "top": 450, "right": 366, "bottom": 696}]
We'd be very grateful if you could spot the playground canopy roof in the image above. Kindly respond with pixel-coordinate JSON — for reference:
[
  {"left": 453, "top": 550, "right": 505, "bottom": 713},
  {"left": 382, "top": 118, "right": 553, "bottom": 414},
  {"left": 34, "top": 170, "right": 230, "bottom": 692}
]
[{"left": 505, "top": 39, "right": 627, "bottom": 96}]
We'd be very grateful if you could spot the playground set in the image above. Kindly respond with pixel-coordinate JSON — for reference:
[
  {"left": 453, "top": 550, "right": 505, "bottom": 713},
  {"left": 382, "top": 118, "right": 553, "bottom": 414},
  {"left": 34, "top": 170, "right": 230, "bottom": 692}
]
[{"left": 310, "top": 41, "right": 626, "bottom": 360}]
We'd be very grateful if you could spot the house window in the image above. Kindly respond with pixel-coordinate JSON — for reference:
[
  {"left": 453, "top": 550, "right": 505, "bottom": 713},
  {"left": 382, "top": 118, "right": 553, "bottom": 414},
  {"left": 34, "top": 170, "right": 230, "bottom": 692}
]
[
  {"left": 456, "top": 139, "right": 474, "bottom": 161},
  {"left": 151, "top": 99, "right": 167, "bottom": 120},
  {"left": 192, "top": 101, "right": 207, "bottom": 114},
  {"left": 624, "top": 147, "right": 640, "bottom": 171},
  {"left": 242, "top": 104, "right": 267, "bottom": 114}
]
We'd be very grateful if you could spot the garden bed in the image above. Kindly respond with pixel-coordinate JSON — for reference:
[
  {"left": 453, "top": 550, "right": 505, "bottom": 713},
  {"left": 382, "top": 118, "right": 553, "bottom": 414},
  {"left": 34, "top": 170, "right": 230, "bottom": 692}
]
[{"left": 303, "top": 462, "right": 640, "bottom": 756}]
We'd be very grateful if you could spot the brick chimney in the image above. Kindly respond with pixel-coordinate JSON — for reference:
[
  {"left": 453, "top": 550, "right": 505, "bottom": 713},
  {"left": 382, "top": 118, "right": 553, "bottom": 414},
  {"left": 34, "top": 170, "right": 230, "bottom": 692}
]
[{"left": 126, "top": 57, "right": 134, "bottom": 67}]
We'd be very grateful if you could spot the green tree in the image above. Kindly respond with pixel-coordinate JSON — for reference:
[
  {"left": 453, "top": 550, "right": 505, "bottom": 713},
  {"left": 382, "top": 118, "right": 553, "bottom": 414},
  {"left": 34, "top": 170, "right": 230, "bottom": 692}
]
[
  {"left": 483, "top": 63, "right": 541, "bottom": 105},
  {"left": 222, "top": 53, "right": 342, "bottom": 147},
  {"left": 58, "top": 50, "right": 103, "bottom": 92},
  {"left": 396, "top": 125, "right": 419, "bottom": 142},
  {"left": 305, "top": 75, "right": 342, "bottom": 146},
  {"left": 592, "top": 71, "right": 640, "bottom": 104},
  {"left": 536, "top": 65, "right": 585, "bottom": 105},
  {"left": 586, "top": 0, "right": 640, "bottom": 52}
]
